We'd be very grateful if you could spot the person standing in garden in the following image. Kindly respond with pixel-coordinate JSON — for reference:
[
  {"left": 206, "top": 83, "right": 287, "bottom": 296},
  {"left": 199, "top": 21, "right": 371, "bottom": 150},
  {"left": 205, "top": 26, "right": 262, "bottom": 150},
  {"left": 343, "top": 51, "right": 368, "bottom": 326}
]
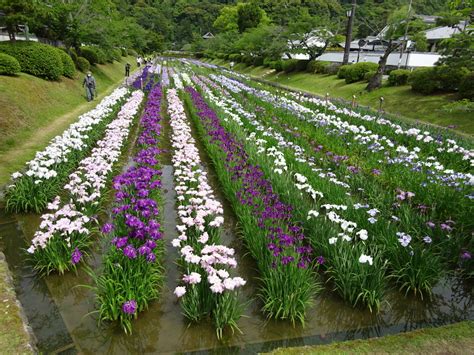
[
  {"left": 83, "top": 71, "right": 96, "bottom": 102},
  {"left": 125, "top": 63, "right": 131, "bottom": 77}
]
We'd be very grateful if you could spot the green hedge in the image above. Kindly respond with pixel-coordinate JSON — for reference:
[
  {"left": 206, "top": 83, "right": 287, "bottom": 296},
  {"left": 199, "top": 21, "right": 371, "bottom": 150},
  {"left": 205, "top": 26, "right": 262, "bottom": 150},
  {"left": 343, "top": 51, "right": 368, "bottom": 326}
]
[
  {"left": 120, "top": 48, "right": 128, "bottom": 57},
  {"left": 409, "top": 68, "right": 438, "bottom": 94},
  {"left": 338, "top": 62, "right": 379, "bottom": 83},
  {"left": 282, "top": 59, "right": 309, "bottom": 73},
  {"left": 228, "top": 53, "right": 242, "bottom": 63},
  {"left": 307, "top": 60, "right": 330, "bottom": 74},
  {"left": 434, "top": 65, "right": 470, "bottom": 91},
  {"left": 459, "top": 72, "right": 474, "bottom": 100},
  {"left": 76, "top": 56, "right": 90, "bottom": 73},
  {"left": 388, "top": 69, "right": 411, "bottom": 86},
  {"left": 0, "top": 52, "right": 21, "bottom": 75},
  {"left": 56, "top": 49, "right": 76, "bottom": 78},
  {"left": 80, "top": 47, "right": 99, "bottom": 65},
  {"left": 409, "top": 66, "right": 471, "bottom": 94},
  {"left": 0, "top": 41, "right": 63, "bottom": 80},
  {"left": 364, "top": 70, "right": 376, "bottom": 82}
]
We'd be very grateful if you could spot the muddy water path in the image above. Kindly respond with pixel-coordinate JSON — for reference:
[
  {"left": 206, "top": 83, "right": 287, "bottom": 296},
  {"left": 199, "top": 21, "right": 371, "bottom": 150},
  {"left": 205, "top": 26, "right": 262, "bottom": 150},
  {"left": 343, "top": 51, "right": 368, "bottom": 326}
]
[{"left": 0, "top": 90, "right": 473, "bottom": 354}]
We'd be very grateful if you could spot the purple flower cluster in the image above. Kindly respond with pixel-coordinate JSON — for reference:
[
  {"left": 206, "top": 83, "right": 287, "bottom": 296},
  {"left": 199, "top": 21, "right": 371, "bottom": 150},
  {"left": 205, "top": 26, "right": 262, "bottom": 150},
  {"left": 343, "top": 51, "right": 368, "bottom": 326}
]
[
  {"left": 133, "top": 65, "right": 150, "bottom": 89},
  {"left": 108, "top": 84, "right": 163, "bottom": 264},
  {"left": 187, "top": 87, "right": 312, "bottom": 268}
]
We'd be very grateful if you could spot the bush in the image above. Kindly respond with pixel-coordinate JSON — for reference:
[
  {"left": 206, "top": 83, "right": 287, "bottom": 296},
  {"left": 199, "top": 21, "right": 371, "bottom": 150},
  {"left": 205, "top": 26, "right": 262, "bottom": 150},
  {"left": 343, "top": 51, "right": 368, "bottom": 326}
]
[
  {"left": 63, "top": 48, "right": 78, "bottom": 63},
  {"left": 282, "top": 59, "right": 299, "bottom": 73},
  {"left": 94, "top": 48, "right": 107, "bottom": 64},
  {"left": 56, "top": 49, "right": 76, "bottom": 78},
  {"left": 409, "top": 68, "right": 438, "bottom": 94},
  {"left": 273, "top": 60, "right": 283, "bottom": 72},
  {"left": 459, "top": 72, "right": 474, "bottom": 100},
  {"left": 80, "top": 47, "right": 99, "bottom": 65},
  {"left": 340, "top": 62, "right": 379, "bottom": 84},
  {"left": 307, "top": 60, "right": 330, "bottom": 74},
  {"left": 76, "top": 56, "right": 90, "bottom": 73},
  {"left": 325, "top": 63, "right": 341, "bottom": 75},
  {"left": 388, "top": 69, "right": 411, "bottom": 86},
  {"left": 253, "top": 56, "right": 264, "bottom": 66},
  {"left": 364, "top": 70, "right": 376, "bottom": 82},
  {"left": 0, "top": 52, "right": 21, "bottom": 75},
  {"left": 120, "top": 47, "right": 128, "bottom": 57},
  {"left": 228, "top": 53, "right": 241, "bottom": 63},
  {"left": 128, "top": 49, "right": 138, "bottom": 57},
  {"left": 111, "top": 48, "right": 122, "bottom": 62},
  {"left": 0, "top": 41, "right": 63, "bottom": 80},
  {"left": 434, "top": 65, "right": 470, "bottom": 91},
  {"left": 337, "top": 64, "right": 351, "bottom": 79}
]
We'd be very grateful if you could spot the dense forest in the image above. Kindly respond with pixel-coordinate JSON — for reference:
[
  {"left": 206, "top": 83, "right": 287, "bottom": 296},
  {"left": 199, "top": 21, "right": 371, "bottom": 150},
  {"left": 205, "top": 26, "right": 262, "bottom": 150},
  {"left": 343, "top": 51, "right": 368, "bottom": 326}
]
[{"left": 1, "top": 0, "right": 455, "bottom": 52}]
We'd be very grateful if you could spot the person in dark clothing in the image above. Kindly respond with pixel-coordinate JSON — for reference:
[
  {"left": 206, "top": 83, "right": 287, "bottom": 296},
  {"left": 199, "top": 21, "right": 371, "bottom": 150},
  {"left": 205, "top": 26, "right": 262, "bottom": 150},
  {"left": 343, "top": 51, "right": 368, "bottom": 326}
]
[
  {"left": 83, "top": 71, "right": 96, "bottom": 101},
  {"left": 125, "top": 63, "right": 131, "bottom": 77}
]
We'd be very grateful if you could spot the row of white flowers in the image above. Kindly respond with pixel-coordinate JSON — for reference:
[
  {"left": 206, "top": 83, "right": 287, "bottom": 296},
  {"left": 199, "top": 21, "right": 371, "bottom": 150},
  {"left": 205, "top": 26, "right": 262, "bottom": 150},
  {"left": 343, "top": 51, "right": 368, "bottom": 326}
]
[
  {"left": 28, "top": 90, "right": 144, "bottom": 254},
  {"left": 166, "top": 88, "right": 246, "bottom": 298},
  {"left": 11, "top": 87, "right": 130, "bottom": 184}
]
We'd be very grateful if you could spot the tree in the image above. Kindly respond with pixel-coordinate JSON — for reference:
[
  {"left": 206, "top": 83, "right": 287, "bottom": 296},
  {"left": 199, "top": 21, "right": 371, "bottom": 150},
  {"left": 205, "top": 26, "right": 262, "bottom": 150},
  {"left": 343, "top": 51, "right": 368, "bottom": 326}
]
[
  {"left": 285, "top": 11, "right": 343, "bottom": 61},
  {"left": 237, "top": 2, "right": 266, "bottom": 33},
  {"left": 366, "top": 7, "right": 424, "bottom": 91},
  {"left": 0, "top": 0, "right": 38, "bottom": 40}
]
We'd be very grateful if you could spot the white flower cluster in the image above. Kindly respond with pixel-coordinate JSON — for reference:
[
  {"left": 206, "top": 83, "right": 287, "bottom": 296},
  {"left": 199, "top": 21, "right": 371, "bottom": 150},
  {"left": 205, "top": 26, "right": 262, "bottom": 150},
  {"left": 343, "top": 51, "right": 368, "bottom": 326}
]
[
  {"left": 11, "top": 87, "right": 129, "bottom": 184},
  {"left": 28, "top": 90, "right": 144, "bottom": 254},
  {"left": 166, "top": 88, "right": 245, "bottom": 297}
]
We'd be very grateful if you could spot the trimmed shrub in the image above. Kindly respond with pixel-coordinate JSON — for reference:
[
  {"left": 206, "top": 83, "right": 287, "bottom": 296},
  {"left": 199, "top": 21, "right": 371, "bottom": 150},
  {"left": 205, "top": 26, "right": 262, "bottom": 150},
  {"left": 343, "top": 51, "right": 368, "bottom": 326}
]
[
  {"left": 94, "top": 48, "right": 107, "bottom": 64},
  {"left": 76, "top": 56, "right": 90, "bottom": 73},
  {"left": 0, "top": 41, "right": 63, "bottom": 80},
  {"left": 128, "top": 49, "right": 138, "bottom": 57},
  {"left": 325, "top": 63, "right": 341, "bottom": 75},
  {"left": 63, "top": 48, "right": 78, "bottom": 64},
  {"left": 111, "top": 48, "right": 122, "bottom": 62},
  {"left": 0, "top": 52, "right": 21, "bottom": 75},
  {"left": 434, "top": 65, "right": 470, "bottom": 92},
  {"left": 282, "top": 59, "right": 299, "bottom": 73},
  {"left": 307, "top": 60, "right": 330, "bottom": 74},
  {"left": 56, "top": 49, "right": 76, "bottom": 78},
  {"left": 409, "top": 68, "right": 438, "bottom": 94},
  {"left": 228, "top": 53, "right": 241, "bottom": 63},
  {"left": 263, "top": 58, "right": 273, "bottom": 67},
  {"left": 253, "top": 56, "right": 264, "bottom": 66},
  {"left": 80, "top": 47, "right": 99, "bottom": 65},
  {"left": 341, "top": 62, "right": 379, "bottom": 83},
  {"left": 273, "top": 60, "right": 283, "bottom": 72},
  {"left": 364, "top": 70, "right": 376, "bottom": 82},
  {"left": 459, "top": 71, "right": 474, "bottom": 100},
  {"left": 388, "top": 69, "right": 411, "bottom": 86},
  {"left": 120, "top": 47, "right": 128, "bottom": 57},
  {"left": 337, "top": 64, "right": 351, "bottom": 79}
]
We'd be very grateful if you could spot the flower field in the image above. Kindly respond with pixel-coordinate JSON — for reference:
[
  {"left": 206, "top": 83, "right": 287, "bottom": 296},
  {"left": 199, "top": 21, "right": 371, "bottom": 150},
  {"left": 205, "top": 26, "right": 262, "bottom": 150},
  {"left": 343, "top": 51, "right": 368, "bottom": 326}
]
[{"left": 1, "top": 59, "right": 473, "bottom": 350}]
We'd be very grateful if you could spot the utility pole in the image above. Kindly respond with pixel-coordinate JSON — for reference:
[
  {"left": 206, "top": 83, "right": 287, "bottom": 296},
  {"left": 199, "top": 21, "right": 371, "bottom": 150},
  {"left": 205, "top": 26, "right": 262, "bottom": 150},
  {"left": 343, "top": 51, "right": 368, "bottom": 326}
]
[
  {"left": 397, "top": 0, "right": 413, "bottom": 69},
  {"left": 342, "top": 0, "right": 357, "bottom": 65}
]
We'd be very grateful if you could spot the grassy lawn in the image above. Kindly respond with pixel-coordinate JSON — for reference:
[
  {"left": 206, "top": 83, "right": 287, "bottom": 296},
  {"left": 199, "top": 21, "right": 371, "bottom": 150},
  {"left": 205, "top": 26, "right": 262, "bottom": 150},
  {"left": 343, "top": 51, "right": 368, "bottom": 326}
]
[
  {"left": 266, "top": 321, "right": 474, "bottom": 354},
  {"left": 207, "top": 59, "right": 474, "bottom": 136},
  {"left": 0, "top": 56, "right": 136, "bottom": 185},
  {"left": 0, "top": 255, "right": 33, "bottom": 354}
]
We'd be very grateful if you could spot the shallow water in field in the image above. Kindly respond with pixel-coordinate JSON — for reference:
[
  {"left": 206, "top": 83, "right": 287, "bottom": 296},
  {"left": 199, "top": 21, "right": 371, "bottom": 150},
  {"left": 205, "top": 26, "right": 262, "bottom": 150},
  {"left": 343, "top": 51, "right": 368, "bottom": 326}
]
[{"left": 0, "top": 104, "right": 473, "bottom": 354}]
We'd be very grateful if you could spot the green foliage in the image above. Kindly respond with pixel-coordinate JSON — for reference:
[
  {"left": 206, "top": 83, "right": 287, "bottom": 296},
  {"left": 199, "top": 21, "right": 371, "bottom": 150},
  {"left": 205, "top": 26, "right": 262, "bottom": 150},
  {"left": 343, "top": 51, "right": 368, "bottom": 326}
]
[
  {"left": 409, "top": 68, "right": 438, "bottom": 94},
  {"left": 80, "top": 47, "right": 99, "bottom": 66},
  {"left": 388, "top": 69, "right": 411, "bottom": 86},
  {"left": 459, "top": 72, "right": 474, "bottom": 100},
  {"left": 411, "top": 32, "right": 429, "bottom": 52},
  {"left": 434, "top": 65, "right": 470, "bottom": 91},
  {"left": 76, "top": 56, "right": 90, "bottom": 73},
  {"left": 338, "top": 62, "right": 379, "bottom": 84},
  {"left": 281, "top": 59, "right": 309, "bottom": 73},
  {"left": 437, "top": 32, "right": 474, "bottom": 71},
  {"left": 237, "top": 2, "right": 265, "bottom": 33},
  {"left": 307, "top": 60, "right": 330, "bottom": 74},
  {"left": 0, "top": 52, "right": 20, "bottom": 75},
  {"left": 120, "top": 48, "right": 128, "bottom": 57},
  {"left": 94, "top": 47, "right": 107, "bottom": 64},
  {"left": 56, "top": 49, "right": 76, "bottom": 78},
  {"left": 0, "top": 41, "right": 63, "bottom": 80},
  {"left": 364, "top": 70, "right": 377, "bottom": 82}
]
